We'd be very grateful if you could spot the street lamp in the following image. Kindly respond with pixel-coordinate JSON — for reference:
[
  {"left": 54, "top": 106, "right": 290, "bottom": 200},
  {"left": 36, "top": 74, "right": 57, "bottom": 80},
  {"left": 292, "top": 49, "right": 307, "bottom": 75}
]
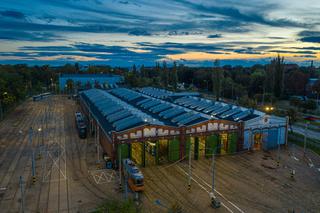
[{"left": 264, "top": 106, "right": 275, "bottom": 112}]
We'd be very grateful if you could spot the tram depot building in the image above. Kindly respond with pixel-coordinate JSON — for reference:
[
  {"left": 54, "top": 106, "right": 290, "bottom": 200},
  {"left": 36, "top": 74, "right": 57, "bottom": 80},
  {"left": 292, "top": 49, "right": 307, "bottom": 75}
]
[{"left": 79, "top": 87, "right": 288, "bottom": 167}]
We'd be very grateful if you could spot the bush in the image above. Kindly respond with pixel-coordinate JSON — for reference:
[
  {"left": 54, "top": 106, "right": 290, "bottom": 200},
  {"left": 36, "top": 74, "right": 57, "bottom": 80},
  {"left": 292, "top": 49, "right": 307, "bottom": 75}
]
[
  {"left": 289, "top": 97, "right": 303, "bottom": 108},
  {"left": 238, "top": 96, "right": 257, "bottom": 108},
  {"left": 94, "top": 199, "right": 139, "bottom": 213},
  {"left": 302, "top": 100, "right": 317, "bottom": 110}
]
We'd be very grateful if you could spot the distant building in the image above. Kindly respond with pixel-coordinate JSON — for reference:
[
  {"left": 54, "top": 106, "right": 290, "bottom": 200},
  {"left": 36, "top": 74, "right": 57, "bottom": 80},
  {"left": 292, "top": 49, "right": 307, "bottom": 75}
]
[{"left": 59, "top": 74, "right": 123, "bottom": 93}]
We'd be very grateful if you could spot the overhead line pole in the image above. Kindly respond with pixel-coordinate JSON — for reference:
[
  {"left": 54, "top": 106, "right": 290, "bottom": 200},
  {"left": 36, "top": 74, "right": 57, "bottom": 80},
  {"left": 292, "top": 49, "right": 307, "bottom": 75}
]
[
  {"left": 19, "top": 176, "right": 25, "bottom": 213},
  {"left": 119, "top": 144, "right": 122, "bottom": 190},
  {"left": 303, "top": 122, "right": 309, "bottom": 157},
  {"left": 29, "top": 127, "right": 36, "bottom": 184},
  {"left": 188, "top": 139, "right": 192, "bottom": 191}
]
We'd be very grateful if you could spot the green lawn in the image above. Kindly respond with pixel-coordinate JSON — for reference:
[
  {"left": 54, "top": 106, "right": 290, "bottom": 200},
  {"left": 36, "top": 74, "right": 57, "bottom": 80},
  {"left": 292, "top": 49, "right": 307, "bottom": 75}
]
[
  {"left": 288, "top": 132, "right": 320, "bottom": 155},
  {"left": 93, "top": 199, "right": 140, "bottom": 213}
]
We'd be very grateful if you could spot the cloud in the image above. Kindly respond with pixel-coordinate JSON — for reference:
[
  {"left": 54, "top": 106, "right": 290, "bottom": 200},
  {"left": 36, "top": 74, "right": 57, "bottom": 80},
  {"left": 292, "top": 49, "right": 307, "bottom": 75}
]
[
  {"left": 207, "top": 34, "right": 222, "bottom": 38},
  {"left": 0, "top": 0, "right": 319, "bottom": 66},
  {"left": 0, "top": 10, "right": 25, "bottom": 19},
  {"left": 297, "top": 30, "right": 320, "bottom": 43},
  {"left": 128, "top": 30, "right": 152, "bottom": 36},
  {"left": 175, "top": 0, "right": 307, "bottom": 28},
  {"left": 293, "top": 55, "right": 317, "bottom": 58},
  {"left": 267, "top": 49, "right": 316, "bottom": 54},
  {"left": 19, "top": 46, "right": 75, "bottom": 51},
  {"left": 0, "top": 30, "right": 62, "bottom": 41},
  {"left": 300, "top": 37, "right": 320, "bottom": 43},
  {"left": 118, "top": 1, "right": 129, "bottom": 4},
  {"left": 298, "top": 30, "right": 320, "bottom": 37},
  {"left": 234, "top": 48, "right": 261, "bottom": 54}
]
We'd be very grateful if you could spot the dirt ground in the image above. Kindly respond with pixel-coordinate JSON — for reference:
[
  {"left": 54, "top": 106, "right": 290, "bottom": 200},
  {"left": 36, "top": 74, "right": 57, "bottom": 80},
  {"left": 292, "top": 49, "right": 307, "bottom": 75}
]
[
  {"left": 0, "top": 95, "right": 319, "bottom": 213},
  {"left": 141, "top": 143, "right": 320, "bottom": 213},
  {"left": 0, "top": 96, "right": 120, "bottom": 213}
]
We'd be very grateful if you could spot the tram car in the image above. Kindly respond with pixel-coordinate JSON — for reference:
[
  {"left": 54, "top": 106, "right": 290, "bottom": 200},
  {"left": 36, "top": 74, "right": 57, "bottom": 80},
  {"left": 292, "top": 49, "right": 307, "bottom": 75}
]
[
  {"left": 75, "top": 112, "right": 87, "bottom": 139},
  {"left": 122, "top": 158, "right": 144, "bottom": 192}
]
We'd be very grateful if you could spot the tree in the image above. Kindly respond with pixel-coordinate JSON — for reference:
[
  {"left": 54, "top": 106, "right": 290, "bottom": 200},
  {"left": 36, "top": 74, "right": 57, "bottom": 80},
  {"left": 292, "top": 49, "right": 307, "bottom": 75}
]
[
  {"left": 272, "top": 54, "right": 285, "bottom": 98},
  {"left": 75, "top": 62, "right": 80, "bottom": 73},
  {"left": 248, "top": 70, "right": 265, "bottom": 97},
  {"left": 162, "top": 61, "right": 168, "bottom": 88},
  {"left": 286, "top": 108, "right": 297, "bottom": 133},
  {"left": 66, "top": 79, "right": 74, "bottom": 94},
  {"left": 132, "top": 64, "right": 137, "bottom": 75},
  {"left": 140, "top": 64, "right": 146, "bottom": 78},
  {"left": 312, "top": 80, "right": 320, "bottom": 104},
  {"left": 212, "top": 59, "right": 223, "bottom": 101},
  {"left": 286, "top": 70, "right": 308, "bottom": 95},
  {"left": 172, "top": 61, "right": 178, "bottom": 90},
  {"left": 303, "top": 100, "right": 317, "bottom": 110}
]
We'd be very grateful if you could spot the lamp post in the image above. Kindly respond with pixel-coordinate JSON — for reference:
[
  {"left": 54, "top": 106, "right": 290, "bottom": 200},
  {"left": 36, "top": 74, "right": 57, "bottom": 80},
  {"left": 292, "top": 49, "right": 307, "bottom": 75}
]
[
  {"left": 303, "top": 121, "right": 310, "bottom": 156},
  {"left": 28, "top": 127, "right": 36, "bottom": 184},
  {"left": 19, "top": 176, "right": 25, "bottom": 213},
  {"left": 209, "top": 146, "right": 220, "bottom": 208},
  {"left": 0, "top": 99, "right": 3, "bottom": 121},
  {"left": 38, "top": 128, "right": 42, "bottom": 159},
  {"left": 119, "top": 143, "right": 122, "bottom": 190},
  {"left": 188, "top": 139, "right": 192, "bottom": 191}
]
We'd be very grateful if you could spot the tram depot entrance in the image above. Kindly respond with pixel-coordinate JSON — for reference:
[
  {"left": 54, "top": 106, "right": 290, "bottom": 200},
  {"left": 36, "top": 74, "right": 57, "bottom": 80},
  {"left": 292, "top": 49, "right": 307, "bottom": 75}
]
[{"left": 119, "top": 132, "right": 238, "bottom": 167}]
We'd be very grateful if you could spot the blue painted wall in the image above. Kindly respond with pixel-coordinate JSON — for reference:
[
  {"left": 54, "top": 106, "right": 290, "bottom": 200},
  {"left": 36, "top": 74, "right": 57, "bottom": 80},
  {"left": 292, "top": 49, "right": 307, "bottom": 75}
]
[
  {"left": 244, "top": 127, "right": 286, "bottom": 150},
  {"left": 243, "top": 130, "right": 250, "bottom": 150}
]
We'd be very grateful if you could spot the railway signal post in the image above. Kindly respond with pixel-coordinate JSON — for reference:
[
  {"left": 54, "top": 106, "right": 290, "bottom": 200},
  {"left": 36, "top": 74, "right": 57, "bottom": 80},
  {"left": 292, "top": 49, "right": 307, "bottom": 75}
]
[
  {"left": 210, "top": 149, "right": 220, "bottom": 208},
  {"left": 188, "top": 140, "right": 192, "bottom": 191},
  {"left": 29, "top": 127, "right": 36, "bottom": 184},
  {"left": 19, "top": 176, "right": 25, "bottom": 213},
  {"left": 119, "top": 144, "right": 122, "bottom": 190}
]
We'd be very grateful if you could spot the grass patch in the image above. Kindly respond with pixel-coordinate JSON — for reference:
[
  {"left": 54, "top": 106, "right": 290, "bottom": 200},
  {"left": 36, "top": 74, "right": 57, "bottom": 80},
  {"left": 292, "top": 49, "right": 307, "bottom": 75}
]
[
  {"left": 288, "top": 132, "right": 320, "bottom": 156},
  {"left": 294, "top": 122, "right": 320, "bottom": 131},
  {"left": 93, "top": 199, "right": 141, "bottom": 213}
]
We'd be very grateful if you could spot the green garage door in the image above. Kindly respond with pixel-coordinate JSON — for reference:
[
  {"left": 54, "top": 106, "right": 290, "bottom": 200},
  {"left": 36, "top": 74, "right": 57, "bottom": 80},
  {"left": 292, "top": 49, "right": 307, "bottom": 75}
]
[
  {"left": 118, "top": 143, "right": 129, "bottom": 160},
  {"left": 205, "top": 135, "right": 219, "bottom": 157},
  {"left": 228, "top": 133, "right": 238, "bottom": 154},
  {"left": 168, "top": 139, "right": 180, "bottom": 162}
]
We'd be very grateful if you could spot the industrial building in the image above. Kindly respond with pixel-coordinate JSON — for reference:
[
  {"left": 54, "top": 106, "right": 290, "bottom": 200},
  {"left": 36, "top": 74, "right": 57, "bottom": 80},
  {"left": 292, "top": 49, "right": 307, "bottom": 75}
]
[
  {"left": 79, "top": 87, "right": 288, "bottom": 167},
  {"left": 59, "top": 74, "right": 123, "bottom": 92}
]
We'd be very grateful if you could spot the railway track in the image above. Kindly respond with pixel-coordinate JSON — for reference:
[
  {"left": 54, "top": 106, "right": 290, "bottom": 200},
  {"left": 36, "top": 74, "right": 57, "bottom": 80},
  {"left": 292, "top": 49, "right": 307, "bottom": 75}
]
[
  {"left": 176, "top": 162, "right": 245, "bottom": 213},
  {"left": 64, "top": 98, "right": 107, "bottom": 206},
  {"left": 0, "top": 100, "right": 45, "bottom": 212}
]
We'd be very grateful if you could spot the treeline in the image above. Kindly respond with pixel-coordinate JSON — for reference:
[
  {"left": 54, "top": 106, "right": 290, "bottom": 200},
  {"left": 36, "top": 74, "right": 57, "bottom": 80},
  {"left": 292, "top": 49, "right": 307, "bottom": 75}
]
[
  {"left": 0, "top": 63, "right": 128, "bottom": 118},
  {"left": 126, "top": 56, "right": 320, "bottom": 108},
  {"left": 0, "top": 58, "right": 319, "bottom": 119}
]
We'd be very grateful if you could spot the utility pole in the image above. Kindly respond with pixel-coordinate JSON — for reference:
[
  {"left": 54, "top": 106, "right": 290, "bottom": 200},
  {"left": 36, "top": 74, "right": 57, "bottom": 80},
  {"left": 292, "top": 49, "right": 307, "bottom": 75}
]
[
  {"left": 277, "top": 128, "right": 280, "bottom": 167},
  {"left": 210, "top": 147, "right": 220, "bottom": 208},
  {"left": 0, "top": 99, "right": 3, "bottom": 121},
  {"left": 211, "top": 151, "right": 215, "bottom": 194},
  {"left": 303, "top": 122, "right": 309, "bottom": 156},
  {"left": 119, "top": 144, "right": 122, "bottom": 190},
  {"left": 19, "top": 176, "right": 25, "bottom": 213},
  {"left": 188, "top": 140, "right": 192, "bottom": 191},
  {"left": 124, "top": 173, "right": 128, "bottom": 200},
  {"left": 97, "top": 125, "right": 100, "bottom": 166},
  {"left": 29, "top": 127, "right": 36, "bottom": 184}
]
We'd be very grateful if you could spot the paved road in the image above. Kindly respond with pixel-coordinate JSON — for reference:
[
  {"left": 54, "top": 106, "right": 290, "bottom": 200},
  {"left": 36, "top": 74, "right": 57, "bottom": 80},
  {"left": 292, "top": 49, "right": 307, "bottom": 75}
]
[{"left": 291, "top": 125, "right": 320, "bottom": 140}]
